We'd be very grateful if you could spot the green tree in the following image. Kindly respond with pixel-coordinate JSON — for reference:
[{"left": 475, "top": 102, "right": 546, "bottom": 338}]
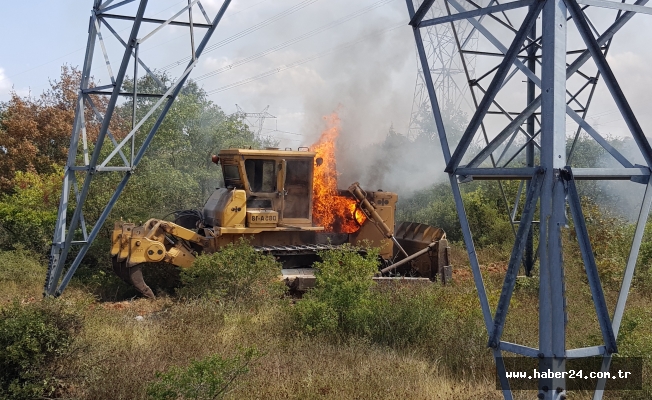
[
  {"left": 397, "top": 179, "right": 515, "bottom": 247},
  {"left": 118, "top": 74, "right": 275, "bottom": 204},
  {"left": 0, "top": 66, "right": 274, "bottom": 265},
  {"left": 0, "top": 169, "right": 61, "bottom": 252}
]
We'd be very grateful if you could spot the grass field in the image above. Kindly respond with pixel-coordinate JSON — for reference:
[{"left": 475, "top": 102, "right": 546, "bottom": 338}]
[{"left": 1, "top": 238, "right": 650, "bottom": 400}]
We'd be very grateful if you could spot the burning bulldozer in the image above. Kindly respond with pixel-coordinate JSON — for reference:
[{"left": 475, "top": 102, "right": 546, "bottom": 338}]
[{"left": 111, "top": 134, "right": 450, "bottom": 298}]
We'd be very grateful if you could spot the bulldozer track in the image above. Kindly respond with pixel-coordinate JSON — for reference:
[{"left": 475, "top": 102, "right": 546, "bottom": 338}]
[{"left": 253, "top": 244, "right": 344, "bottom": 256}]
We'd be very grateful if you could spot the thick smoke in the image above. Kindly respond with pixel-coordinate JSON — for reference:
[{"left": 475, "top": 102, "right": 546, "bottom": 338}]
[
  {"left": 345, "top": 127, "right": 447, "bottom": 195},
  {"left": 304, "top": 107, "right": 453, "bottom": 197},
  {"left": 592, "top": 137, "right": 647, "bottom": 222},
  {"left": 291, "top": 3, "right": 453, "bottom": 197}
]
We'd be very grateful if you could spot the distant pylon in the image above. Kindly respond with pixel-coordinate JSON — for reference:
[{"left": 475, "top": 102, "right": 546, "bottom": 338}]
[
  {"left": 407, "top": 0, "right": 478, "bottom": 141},
  {"left": 235, "top": 104, "right": 276, "bottom": 138}
]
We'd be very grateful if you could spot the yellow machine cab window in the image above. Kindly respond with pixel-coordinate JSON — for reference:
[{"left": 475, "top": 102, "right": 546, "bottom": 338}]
[
  {"left": 222, "top": 164, "right": 242, "bottom": 188},
  {"left": 245, "top": 159, "right": 276, "bottom": 192}
]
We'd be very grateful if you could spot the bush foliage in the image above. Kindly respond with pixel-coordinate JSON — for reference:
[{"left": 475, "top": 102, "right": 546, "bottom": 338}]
[
  {"left": 179, "top": 239, "right": 285, "bottom": 303},
  {"left": 146, "top": 347, "right": 260, "bottom": 400},
  {"left": 396, "top": 180, "right": 514, "bottom": 248},
  {"left": 0, "top": 300, "right": 82, "bottom": 399},
  {"left": 292, "top": 246, "right": 490, "bottom": 373},
  {"left": 293, "top": 245, "right": 379, "bottom": 336},
  {"left": 0, "top": 249, "right": 45, "bottom": 289}
]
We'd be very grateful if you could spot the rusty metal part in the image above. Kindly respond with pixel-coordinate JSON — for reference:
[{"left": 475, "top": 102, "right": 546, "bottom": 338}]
[
  {"left": 111, "top": 256, "right": 155, "bottom": 299},
  {"left": 393, "top": 221, "right": 450, "bottom": 281},
  {"left": 378, "top": 241, "right": 437, "bottom": 274},
  {"left": 112, "top": 256, "right": 132, "bottom": 284},
  {"left": 372, "top": 277, "right": 432, "bottom": 284},
  {"left": 255, "top": 243, "right": 343, "bottom": 255},
  {"left": 348, "top": 182, "right": 409, "bottom": 258},
  {"left": 129, "top": 265, "right": 155, "bottom": 299}
]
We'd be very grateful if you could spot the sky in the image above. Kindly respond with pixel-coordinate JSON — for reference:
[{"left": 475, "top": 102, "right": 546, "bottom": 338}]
[
  {"left": 1, "top": 0, "right": 652, "bottom": 195},
  {"left": 0, "top": 0, "right": 419, "bottom": 149}
]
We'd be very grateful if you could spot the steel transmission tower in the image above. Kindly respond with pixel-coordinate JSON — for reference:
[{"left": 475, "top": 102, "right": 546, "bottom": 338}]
[
  {"left": 406, "top": 0, "right": 477, "bottom": 140},
  {"left": 44, "top": 0, "right": 232, "bottom": 297},
  {"left": 235, "top": 104, "right": 276, "bottom": 138},
  {"left": 407, "top": 0, "right": 652, "bottom": 398}
]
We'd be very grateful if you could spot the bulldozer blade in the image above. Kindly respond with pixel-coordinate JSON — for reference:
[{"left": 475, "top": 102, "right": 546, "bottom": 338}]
[
  {"left": 111, "top": 257, "right": 156, "bottom": 299},
  {"left": 394, "top": 221, "right": 449, "bottom": 281}
]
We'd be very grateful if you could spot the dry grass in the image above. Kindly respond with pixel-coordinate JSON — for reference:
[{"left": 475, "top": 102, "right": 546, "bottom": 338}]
[
  {"left": 231, "top": 338, "right": 502, "bottom": 400},
  {"left": 59, "top": 299, "right": 503, "bottom": 400},
  {"left": 64, "top": 298, "right": 227, "bottom": 399},
  {"left": 0, "top": 249, "right": 46, "bottom": 303},
  {"left": 1, "top": 243, "right": 651, "bottom": 399}
]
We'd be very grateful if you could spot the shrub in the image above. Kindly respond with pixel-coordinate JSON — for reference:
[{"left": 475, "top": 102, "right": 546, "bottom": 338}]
[
  {"left": 514, "top": 274, "right": 539, "bottom": 296},
  {"left": 0, "top": 299, "right": 82, "bottom": 399},
  {"left": 396, "top": 181, "right": 514, "bottom": 248},
  {"left": 367, "top": 284, "right": 450, "bottom": 348},
  {"left": 579, "top": 200, "right": 630, "bottom": 289},
  {"left": 294, "top": 245, "right": 379, "bottom": 336},
  {"left": 292, "top": 294, "right": 339, "bottom": 334},
  {"left": 292, "top": 246, "right": 490, "bottom": 374},
  {"left": 633, "top": 220, "right": 652, "bottom": 295},
  {"left": 367, "top": 284, "right": 489, "bottom": 375},
  {"left": 0, "top": 249, "right": 45, "bottom": 300},
  {"left": 178, "top": 239, "right": 285, "bottom": 303},
  {"left": 146, "top": 347, "right": 260, "bottom": 400},
  {"left": 613, "top": 308, "right": 652, "bottom": 398}
]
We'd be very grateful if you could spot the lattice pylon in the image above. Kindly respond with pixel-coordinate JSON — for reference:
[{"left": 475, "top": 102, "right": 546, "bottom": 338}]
[
  {"left": 407, "top": 0, "right": 478, "bottom": 141},
  {"left": 406, "top": 0, "right": 652, "bottom": 398},
  {"left": 45, "top": 0, "right": 233, "bottom": 297}
]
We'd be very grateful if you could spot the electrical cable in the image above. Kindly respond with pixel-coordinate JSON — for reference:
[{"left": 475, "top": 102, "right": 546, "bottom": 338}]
[
  {"left": 160, "top": 0, "right": 323, "bottom": 72},
  {"left": 204, "top": 21, "right": 405, "bottom": 95},
  {"left": 192, "top": 0, "right": 396, "bottom": 83},
  {"left": 261, "top": 127, "right": 303, "bottom": 136}
]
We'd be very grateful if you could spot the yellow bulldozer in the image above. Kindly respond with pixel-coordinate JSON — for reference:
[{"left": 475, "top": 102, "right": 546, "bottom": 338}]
[{"left": 110, "top": 148, "right": 451, "bottom": 298}]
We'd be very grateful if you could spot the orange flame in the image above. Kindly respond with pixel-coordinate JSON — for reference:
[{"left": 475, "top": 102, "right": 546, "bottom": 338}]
[{"left": 311, "top": 114, "right": 366, "bottom": 233}]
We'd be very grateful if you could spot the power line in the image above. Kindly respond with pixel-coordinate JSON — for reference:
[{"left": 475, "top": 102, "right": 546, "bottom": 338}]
[
  {"left": 193, "top": 0, "right": 396, "bottom": 83},
  {"left": 6, "top": 0, "right": 274, "bottom": 82},
  {"left": 136, "top": 0, "right": 274, "bottom": 57},
  {"left": 261, "top": 127, "right": 303, "bottom": 136},
  {"left": 160, "top": 0, "right": 322, "bottom": 72},
  {"left": 231, "top": 0, "right": 272, "bottom": 16},
  {"left": 263, "top": 131, "right": 303, "bottom": 142},
  {"left": 205, "top": 21, "right": 405, "bottom": 95}
]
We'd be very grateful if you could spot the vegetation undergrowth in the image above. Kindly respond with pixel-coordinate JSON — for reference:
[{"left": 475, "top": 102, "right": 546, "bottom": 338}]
[
  {"left": 178, "top": 238, "right": 286, "bottom": 305},
  {"left": 1, "top": 235, "right": 651, "bottom": 399},
  {"left": 0, "top": 248, "right": 46, "bottom": 302},
  {"left": 292, "top": 245, "right": 491, "bottom": 376},
  {"left": 146, "top": 347, "right": 261, "bottom": 400},
  {"left": 293, "top": 245, "right": 379, "bottom": 336},
  {"left": 0, "top": 299, "right": 82, "bottom": 399}
]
